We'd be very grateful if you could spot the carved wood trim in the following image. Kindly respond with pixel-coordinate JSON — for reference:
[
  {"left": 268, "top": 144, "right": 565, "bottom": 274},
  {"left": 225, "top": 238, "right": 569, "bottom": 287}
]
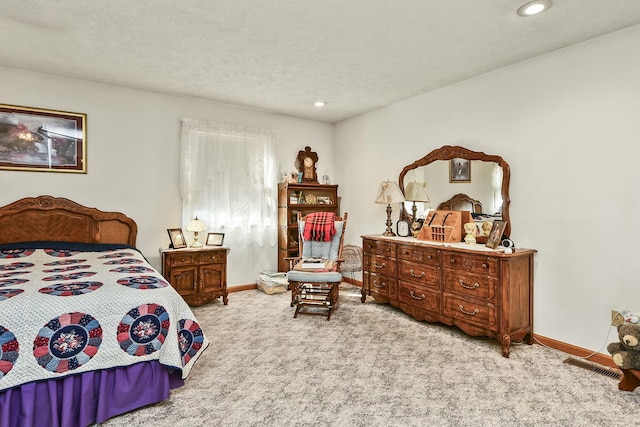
[
  {"left": 0, "top": 195, "right": 137, "bottom": 246},
  {"left": 399, "top": 145, "right": 511, "bottom": 237}
]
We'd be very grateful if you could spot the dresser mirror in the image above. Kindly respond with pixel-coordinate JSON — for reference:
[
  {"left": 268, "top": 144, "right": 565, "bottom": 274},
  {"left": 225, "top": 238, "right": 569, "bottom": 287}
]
[{"left": 398, "top": 145, "right": 511, "bottom": 237}]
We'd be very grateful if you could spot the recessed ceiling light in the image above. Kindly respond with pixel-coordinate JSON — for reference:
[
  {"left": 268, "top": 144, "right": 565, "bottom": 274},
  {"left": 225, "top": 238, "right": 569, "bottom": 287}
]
[
  {"left": 314, "top": 101, "right": 326, "bottom": 107},
  {"left": 517, "top": 0, "right": 552, "bottom": 17}
]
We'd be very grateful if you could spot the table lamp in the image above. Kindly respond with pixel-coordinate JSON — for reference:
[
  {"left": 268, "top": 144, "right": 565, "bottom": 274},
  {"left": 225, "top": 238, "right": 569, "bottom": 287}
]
[
  {"left": 185, "top": 217, "right": 207, "bottom": 247},
  {"left": 404, "top": 181, "right": 430, "bottom": 222},
  {"left": 374, "top": 180, "right": 405, "bottom": 236}
]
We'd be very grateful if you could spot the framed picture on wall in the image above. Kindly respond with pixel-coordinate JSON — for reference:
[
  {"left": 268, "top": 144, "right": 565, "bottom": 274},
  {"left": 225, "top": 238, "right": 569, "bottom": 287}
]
[
  {"left": 449, "top": 158, "right": 470, "bottom": 183},
  {"left": 485, "top": 220, "right": 508, "bottom": 249},
  {"left": 167, "top": 228, "right": 187, "bottom": 249},
  {"left": 0, "top": 103, "right": 87, "bottom": 173}
]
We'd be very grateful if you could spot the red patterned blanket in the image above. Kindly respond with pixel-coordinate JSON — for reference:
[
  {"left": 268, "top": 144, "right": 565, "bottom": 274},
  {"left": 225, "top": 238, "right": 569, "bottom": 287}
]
[{"left": 302, "top": 212, "right": 336, "bottom": 242}]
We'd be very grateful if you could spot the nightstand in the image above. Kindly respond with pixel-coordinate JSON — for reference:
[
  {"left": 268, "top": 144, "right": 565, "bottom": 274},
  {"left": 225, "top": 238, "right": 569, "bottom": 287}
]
[{"left": 161, "top": 247, "right": 229, "bottom": 306}]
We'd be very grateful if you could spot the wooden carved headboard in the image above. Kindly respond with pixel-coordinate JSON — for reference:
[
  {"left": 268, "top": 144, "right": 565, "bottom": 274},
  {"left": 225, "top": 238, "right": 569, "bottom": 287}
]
[
  {"left": 0, "top": 195, "right": 138, "bottom": 246},
  {"left": 437, "top": 193, "right": 483, "bottom": 214}
]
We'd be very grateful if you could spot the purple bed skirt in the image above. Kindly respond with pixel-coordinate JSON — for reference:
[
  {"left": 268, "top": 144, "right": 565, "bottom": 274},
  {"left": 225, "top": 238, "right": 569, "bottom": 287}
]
[{"left": 0, "top": 361, "right": 184, "bottom": 427}]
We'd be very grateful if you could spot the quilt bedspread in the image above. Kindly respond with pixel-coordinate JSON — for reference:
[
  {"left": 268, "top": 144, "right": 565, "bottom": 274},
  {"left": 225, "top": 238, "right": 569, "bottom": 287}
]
[{"left": 0, "top": 243, "right": 209, "bottom": 392}]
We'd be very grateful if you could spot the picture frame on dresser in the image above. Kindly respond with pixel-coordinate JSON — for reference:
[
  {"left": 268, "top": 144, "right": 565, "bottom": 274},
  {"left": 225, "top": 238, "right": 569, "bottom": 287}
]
[
  {"left": 167, "top": 228, "right": 187, "bottom": 249},
  {"left": 485, "top": 220, "right": 508, "bottom": 249},
  {"left": 205, "top": 232, "right": 225, "bottom": 246}
]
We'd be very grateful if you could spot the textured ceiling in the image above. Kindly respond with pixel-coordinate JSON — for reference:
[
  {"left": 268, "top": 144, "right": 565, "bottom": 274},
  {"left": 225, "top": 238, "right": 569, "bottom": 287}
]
[{"left": 1, "top": 1, "right": 640, "bottom": 123}]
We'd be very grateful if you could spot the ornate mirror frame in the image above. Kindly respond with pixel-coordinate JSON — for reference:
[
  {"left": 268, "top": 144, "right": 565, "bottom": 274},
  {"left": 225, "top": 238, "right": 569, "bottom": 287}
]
[{"left": 398, "top": 145, "right": 511, "bottom": 237}]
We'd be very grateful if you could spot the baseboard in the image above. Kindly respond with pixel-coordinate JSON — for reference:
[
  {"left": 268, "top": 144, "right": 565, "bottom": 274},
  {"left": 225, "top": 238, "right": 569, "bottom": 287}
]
[
  {"left": 228, "top": 283, "right": 257, "bottom": 293},
  {"left": 533, "top": 334, "right": 616, "bottom": 369},
  {"left": 342, "top": 277, "right": 362, "bottom": 287}
]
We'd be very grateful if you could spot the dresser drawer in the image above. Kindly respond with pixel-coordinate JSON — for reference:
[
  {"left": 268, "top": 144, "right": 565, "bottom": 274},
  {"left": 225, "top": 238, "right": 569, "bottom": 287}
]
[
  {"left": 363, "top": 239, "right": 395, "bottom": 257},
  {"left": 397, "top": 244, "right": 440, "bottom": 266},
  {"left": 398, "top": 282, "right": 440, "bottom": 312},
  {"left": 443, "top": 252, "right": 499, "bottom": 277},
  {"left": 398, "top": 260, "right": 439, "bottom": 289},
  {"left": 364, "top": 272, "right": 397, "bottom": 298},
  {"left": 443, "top": 294, "right": 497, "bottom": 331},
  {"left": 443, "top": 271, "right": 498, "bottom": 302},
  {"left": 364, "top": 253, "right": 395, "bottom": 277}
]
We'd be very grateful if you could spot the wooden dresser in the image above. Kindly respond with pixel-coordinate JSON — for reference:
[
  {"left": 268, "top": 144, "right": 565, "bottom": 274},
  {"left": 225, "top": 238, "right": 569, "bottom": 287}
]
[
  {"left": 161, "top": 247, "right": 229, "bottom": 306},
  {"left": 362, "top": 235, "right": 536, "bottom": 357}
]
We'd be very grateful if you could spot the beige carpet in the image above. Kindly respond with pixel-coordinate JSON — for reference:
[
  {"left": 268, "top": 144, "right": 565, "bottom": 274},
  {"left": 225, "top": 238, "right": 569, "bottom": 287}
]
[{"left": 100, "top": 285, "right": 640, "bottom": 427}]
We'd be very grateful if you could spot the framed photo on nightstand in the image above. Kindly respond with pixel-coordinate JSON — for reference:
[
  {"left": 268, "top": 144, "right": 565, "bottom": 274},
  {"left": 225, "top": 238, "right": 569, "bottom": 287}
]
[
  {"left": 206, "top": 232, "right": 225, "bottom": 246},
  {"left": 167, "top": 228, "right": 187, "bottom": 249}
]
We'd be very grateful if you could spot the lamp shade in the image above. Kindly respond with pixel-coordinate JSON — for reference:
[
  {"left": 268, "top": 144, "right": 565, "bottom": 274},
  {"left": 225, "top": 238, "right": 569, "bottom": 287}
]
[
  {"left": 374, "top": 181, "right": 405, "bottom": 204},
  {"left": 404, "top": 181, "right": 430, "bottom": 203},
  {"left": 186, "top": 217, "right": 206, "bottom": 232}
]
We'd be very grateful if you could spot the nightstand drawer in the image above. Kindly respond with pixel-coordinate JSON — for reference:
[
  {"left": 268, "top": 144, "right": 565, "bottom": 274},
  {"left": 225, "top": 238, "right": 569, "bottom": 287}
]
[
  {"left": 169, "top": 254, "right": 195, "bottom": 266},
  {"left": 196, "top": 251, "right": 225, "bottom": 263}
]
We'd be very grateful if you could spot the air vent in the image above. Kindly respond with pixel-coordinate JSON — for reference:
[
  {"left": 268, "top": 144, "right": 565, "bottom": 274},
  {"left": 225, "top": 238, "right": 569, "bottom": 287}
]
[{"left": 563, "top": 357, "right": 622, "bottom": 380}]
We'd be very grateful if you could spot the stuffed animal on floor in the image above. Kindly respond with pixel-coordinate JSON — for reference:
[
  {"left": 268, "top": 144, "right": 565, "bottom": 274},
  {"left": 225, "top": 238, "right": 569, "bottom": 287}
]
[{"left": 607, "top": 323, "right": 640, "bottom": 370}]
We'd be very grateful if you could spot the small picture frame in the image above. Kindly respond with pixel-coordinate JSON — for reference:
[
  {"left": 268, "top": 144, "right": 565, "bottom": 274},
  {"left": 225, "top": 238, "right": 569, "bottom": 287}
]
[
  {"left": 167, "top": 228, "right": 187, "bottom": 249},
  {"left": 485, "top": 220, "right": 508, "bottom": 249},
  {"left": 449, "top": 158, "right": 471, "bottom": 183},
  {"left": 205, "top": 232, "right": 225, "bottom": 246}
]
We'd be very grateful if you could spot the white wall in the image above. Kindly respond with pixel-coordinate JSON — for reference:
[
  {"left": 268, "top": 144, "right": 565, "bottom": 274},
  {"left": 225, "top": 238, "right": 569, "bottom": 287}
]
[
  {"left": 0, "top": 67, "right": 334, "bottom": 286},
  {"left": 334, "top": 25, "right": 640, "bottom": 352}
]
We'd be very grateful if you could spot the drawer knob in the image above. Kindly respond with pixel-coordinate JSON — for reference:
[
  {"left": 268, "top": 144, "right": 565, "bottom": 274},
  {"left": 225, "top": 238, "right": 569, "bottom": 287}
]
[
  {"left": 373, "top": 280, "right": 385, "bottom": 288},
  {"left": 409, "top": 290, "right": 426, "bottom": 300},
  {"left": 459, "top": 305, "right": 479, "bottom": 316},
  {"left": 374, "top": 262, "right": 386, "bottom": 269},
  {"left": 458, "top": 279, "right": 480, "bottom": 290},
  {"left": 449, "top": 259, "right": 456, "bottom": 264},
  {"left": 180, "top": 257, "right": 186, "bottom": 262},
  {"left": 482, "top": 263, "right": 488, "bottom": 269},
  {"left": 410, "top": 269, "right": 425, "bottom": 278},
  {"left": 426, "top": 255, "right": 432, "bottom": 259}
]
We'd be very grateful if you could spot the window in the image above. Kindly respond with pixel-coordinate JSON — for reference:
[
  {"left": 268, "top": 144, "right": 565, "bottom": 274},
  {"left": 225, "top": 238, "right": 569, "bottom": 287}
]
[{"left": 180, "top": 119, "right": 277, "bottom": 285}]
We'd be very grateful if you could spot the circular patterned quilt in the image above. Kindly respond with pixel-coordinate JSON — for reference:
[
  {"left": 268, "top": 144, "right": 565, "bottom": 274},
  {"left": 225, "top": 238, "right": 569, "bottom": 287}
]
[
  {"left": 117, "top": 276, "right": 169, "bottom": 290},
  {"left": 117, "top": 304, "right": 169, "bottom": 356},
  {"left": 33, "top": 312, "right": 102, "bottom": 373},
  {"left": 178, "top": 319, "right": 205, "bottom": 366},
  {"left": 39, "top": 281, "right": 103, "bottom": 296}
]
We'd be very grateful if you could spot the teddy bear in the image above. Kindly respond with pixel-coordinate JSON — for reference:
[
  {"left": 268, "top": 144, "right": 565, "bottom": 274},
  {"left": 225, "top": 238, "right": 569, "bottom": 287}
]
[{"left": 607, "top": 323, "right": 640, "bottom": 370}]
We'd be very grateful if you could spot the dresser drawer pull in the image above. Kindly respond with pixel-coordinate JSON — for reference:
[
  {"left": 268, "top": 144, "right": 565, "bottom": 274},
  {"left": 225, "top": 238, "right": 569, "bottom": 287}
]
[
  {"left": 373, "top": 280, "right": 385, "bottom": 288},
  {"left": 426, "top": 255, "right": 432, "bottom": 259},
  {"left": 409, "top": 290, "right": 426, "bottom": 300},
  {"left": 410, "top": 269, "right": 425, "bottom": 278},
  {"left": 482, "top": 263, "right": 489, "bottom": 269},
  {"left": 449, "top": 259, "right": 455, "bottom": 264},
  {"left": 180, "top": 257, "right": 187, "bottom": 263},
  {"left": 458, "top": 279, "right": 479, "bottom": 290},
  {"left": 373, "top": 262, "right": 386, "bottom": 269},
  {"left": 458, "top": 305, "right": 479, "bottom": 316}
]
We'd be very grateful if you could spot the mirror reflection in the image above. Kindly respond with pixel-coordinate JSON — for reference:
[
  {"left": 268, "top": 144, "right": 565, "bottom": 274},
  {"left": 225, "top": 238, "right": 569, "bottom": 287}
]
[{"left": 399, "top": 146, "right": 511, "bottom": 237}]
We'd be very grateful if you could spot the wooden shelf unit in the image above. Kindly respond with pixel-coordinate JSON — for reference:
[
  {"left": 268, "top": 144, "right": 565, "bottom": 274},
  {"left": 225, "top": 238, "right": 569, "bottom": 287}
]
[{"left": 277, "top": 182, "right": 339, "bottom": 271}]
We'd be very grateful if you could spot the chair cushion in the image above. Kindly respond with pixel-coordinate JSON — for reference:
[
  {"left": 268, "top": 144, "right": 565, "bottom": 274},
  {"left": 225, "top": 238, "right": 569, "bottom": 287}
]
[
  {"left": 300, "top": 220, "right": 344, "bottom": 261},
  {"left": 287, "top": 270, "right": 343, "bottom": 283}
]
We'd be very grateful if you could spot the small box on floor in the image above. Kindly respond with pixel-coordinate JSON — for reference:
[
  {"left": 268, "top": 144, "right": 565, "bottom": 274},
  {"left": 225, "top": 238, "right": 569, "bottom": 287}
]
[{"left": 257, "top": 271, "right": 288, "bottom": 294}]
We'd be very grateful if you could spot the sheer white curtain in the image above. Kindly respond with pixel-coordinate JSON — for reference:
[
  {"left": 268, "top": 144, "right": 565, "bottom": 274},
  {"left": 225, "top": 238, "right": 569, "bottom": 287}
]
[{"left": 180, "top": 118, "right": 277, "bottom": 285}]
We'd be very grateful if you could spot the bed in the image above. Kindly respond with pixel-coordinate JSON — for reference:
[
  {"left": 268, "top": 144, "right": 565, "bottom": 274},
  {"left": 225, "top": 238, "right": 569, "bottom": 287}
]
[{"left": 0, "top": 195, "right": 209, "bottom": 427}]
